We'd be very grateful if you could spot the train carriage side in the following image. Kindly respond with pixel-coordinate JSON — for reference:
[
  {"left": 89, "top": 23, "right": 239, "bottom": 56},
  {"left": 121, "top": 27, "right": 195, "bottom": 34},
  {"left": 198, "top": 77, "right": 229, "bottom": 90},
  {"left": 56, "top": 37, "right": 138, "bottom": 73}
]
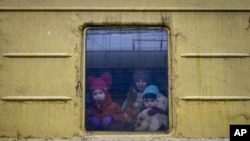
[{"left": 0, "top": 0, "right": 250, "bottom": 140}]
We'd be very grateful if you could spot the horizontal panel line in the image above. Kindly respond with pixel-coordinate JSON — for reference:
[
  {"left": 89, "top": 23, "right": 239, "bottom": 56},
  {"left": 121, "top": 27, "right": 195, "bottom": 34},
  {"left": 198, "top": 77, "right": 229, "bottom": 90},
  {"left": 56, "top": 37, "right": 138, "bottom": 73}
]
[
  {"left": 1, "top": 7, "right": 250, "bottom": 11},
  {"left": 1, "top": 96, "right": 72, "bottom": 101},
  {"left": 182, "top": 96, "right": 250, "bottom": 101},
  {"left": 2, "top": 53, "right": 72, "bottom": 58},
  {"left": 181, "top": 53, "right": 250, "bottom": 58}
]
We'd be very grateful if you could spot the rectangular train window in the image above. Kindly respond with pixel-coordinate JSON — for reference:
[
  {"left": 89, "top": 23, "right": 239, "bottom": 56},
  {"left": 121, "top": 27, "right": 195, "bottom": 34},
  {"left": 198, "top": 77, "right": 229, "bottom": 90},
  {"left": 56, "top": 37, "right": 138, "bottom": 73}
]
[{"left": 85, "top": 27, "right": 168, "bottom": 132}]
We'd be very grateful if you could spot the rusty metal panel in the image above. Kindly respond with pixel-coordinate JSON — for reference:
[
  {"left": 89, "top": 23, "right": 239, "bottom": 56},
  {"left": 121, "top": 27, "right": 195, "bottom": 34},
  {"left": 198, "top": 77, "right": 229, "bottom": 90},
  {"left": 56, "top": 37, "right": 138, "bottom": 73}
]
[{"left": 0, "top": 0, "right": 250, "bottom": 140}]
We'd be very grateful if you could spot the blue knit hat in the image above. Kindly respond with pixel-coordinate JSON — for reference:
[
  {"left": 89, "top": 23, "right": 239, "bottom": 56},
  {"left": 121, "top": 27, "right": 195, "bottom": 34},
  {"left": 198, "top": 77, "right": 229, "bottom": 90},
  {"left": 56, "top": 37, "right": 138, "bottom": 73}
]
[{"left": 143, "top": 85, "right": 160, "bottom": 98}]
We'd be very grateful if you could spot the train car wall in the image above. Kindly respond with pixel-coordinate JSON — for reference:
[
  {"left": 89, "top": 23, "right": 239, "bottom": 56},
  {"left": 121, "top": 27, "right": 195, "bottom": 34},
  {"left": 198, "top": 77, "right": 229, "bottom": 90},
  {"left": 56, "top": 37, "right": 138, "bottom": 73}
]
[{"left": 0, "top": 0, "right": 250, "bottom": 140}]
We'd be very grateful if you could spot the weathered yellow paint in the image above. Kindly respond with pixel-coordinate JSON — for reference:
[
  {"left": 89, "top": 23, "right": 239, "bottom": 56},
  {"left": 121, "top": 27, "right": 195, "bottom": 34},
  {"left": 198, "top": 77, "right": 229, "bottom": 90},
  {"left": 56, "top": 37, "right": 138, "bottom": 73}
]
[{"left": 0, "top": 0, "right": 250, "bottom": 140}]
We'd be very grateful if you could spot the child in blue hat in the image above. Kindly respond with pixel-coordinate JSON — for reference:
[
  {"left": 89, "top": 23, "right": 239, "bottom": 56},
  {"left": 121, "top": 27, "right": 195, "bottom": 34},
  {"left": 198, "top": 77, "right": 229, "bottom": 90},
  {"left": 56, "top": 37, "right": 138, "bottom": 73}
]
[
  {"left": 135, "top": 85, "right": 168, "bottom": 131},
  {"left": 142, "top": 85, "right": 159, "bottom": 109}
]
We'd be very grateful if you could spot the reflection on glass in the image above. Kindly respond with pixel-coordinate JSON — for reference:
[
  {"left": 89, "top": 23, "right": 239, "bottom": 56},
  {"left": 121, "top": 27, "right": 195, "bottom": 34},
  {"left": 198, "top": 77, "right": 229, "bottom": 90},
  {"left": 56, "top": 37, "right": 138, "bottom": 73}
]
[{"left": 85, "top": 27, "right": 168, "bottom": 131}]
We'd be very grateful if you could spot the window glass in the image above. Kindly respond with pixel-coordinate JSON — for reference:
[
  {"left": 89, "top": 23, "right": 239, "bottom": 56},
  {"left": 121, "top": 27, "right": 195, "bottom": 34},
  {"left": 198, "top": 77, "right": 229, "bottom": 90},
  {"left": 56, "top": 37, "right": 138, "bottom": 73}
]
[{"left": 85, "top": 27, "right": 168, "bottom": 132}]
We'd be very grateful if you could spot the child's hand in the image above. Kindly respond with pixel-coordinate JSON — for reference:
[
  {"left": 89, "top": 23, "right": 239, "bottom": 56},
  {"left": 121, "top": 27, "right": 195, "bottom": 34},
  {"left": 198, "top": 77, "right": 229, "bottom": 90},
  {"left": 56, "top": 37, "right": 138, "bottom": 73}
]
[
  {"left": 101, "top": 115, "right": 113, "bottom": 128},
  {"left": 88, "top": 116, "right": 101, "bottom": 128},
  {"left": 124, "top": 113, "right": 131, "bottom": 122}
]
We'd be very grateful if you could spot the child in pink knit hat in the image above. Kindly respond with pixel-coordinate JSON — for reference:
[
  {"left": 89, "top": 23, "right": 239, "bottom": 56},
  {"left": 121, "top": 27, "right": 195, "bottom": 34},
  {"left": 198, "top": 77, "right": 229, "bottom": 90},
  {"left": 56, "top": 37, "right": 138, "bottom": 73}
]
[{"left": 86, "top": 72, "right": 125, "bottom": 131}]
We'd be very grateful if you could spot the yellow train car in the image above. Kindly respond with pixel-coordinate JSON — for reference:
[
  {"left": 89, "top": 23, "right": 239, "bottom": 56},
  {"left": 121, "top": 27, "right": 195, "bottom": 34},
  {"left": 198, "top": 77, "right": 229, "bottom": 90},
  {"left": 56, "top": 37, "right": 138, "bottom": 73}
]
[{"left": 0, "top": 0, "right": 250, "bottom": 140}]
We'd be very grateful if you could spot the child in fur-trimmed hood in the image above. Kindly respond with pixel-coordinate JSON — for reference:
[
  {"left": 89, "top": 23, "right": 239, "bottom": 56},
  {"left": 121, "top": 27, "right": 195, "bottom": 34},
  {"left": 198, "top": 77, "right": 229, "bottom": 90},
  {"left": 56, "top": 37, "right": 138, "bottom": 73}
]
[{"left": 121, "top": 69, "right": 151, "bottom": 130}]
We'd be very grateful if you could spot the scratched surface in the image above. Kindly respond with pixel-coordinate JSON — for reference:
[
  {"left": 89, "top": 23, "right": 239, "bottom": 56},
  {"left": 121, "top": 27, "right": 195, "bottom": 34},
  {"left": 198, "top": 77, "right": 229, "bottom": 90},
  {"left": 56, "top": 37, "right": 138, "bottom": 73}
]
[{"left": 0, "top": 0, "right": 250, "bottom": 140}]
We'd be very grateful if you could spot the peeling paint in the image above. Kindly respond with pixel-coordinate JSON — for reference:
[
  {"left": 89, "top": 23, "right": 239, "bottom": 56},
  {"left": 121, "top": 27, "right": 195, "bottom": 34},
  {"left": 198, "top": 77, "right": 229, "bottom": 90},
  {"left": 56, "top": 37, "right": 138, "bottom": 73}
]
[{"left": 0, "top": 0, "right": 250, "bottom": 140}]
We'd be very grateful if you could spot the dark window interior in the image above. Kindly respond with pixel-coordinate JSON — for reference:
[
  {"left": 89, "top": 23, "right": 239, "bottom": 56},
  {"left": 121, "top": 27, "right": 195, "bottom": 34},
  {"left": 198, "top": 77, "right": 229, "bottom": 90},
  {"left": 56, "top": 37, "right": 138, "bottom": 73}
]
[{"left": 85, "top": 27, "right": 168, "bottom": 131}]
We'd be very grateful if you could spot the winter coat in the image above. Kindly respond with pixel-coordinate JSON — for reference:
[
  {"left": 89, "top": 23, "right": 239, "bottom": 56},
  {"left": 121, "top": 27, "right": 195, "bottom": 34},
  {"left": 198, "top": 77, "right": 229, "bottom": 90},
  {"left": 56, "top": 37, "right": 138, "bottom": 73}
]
[
  {"left": 86, "top": 95, "right": 126, "bottom": 131},
  {"left": 121, "top": 86, "right": 144, "bottom": 112},
  {"left": 121, "top": 86, "right": 144, "bottom": 129}
]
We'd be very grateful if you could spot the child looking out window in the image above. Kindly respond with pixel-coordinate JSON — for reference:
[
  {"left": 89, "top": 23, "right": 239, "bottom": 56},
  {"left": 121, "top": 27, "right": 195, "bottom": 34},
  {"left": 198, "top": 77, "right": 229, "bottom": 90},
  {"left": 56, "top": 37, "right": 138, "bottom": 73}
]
[
  {"left": 135, "top": 85, "right": 168, "bottom": 131},
  {"left": 86, "top": 72, "right": 126, "bottom": 131},
  {"left": 121, "top": 69, "right": 151, "bottom": 130}
]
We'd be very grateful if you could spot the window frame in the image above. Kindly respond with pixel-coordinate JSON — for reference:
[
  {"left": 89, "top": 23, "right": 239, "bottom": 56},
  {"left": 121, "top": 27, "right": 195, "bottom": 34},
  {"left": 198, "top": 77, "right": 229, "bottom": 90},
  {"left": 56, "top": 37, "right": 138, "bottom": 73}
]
[{"left": 82, "top": 26, "right": 171, "bottom": 134}]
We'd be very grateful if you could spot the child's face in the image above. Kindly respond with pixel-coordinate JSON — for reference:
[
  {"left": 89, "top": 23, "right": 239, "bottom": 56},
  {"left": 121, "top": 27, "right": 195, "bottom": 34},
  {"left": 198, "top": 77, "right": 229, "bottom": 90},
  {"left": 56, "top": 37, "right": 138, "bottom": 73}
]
[
  {"left": 135, "top": 79, "right": 148, "bottom": 92},
  {"left": 92, "top": 89, "right": 106, "bottom": 102},
  {"left": 143, "top": 98, "right": 156, "bottom": 108}
]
